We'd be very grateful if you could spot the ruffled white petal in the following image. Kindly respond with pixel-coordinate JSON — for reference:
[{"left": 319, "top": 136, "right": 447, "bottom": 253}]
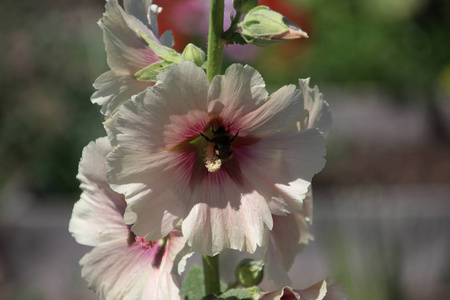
[
  {"left": 218, "top": 211, "right": 312, "bottom": 289},
  {"left": 123, "top": 0, "right": 155, "bottom": 32},
  {"left": 297, "top": 78, "right": 332, "bottom": 136},
  {"left": 92, "top": 71, "right": 150, "bottom": 115},
  {"left": 208, "top": 64, "right": 268, "bottom": 122},
  {"left": 182, "top": 177, "right": 272, "bottom": 256},
  {"left": 238, "top": 84, "right": 302, "bottom": 136},
  {"left": 69, "top": 137, "right": 127, "bottom": 247},
  {"left": 240, "top": 129, "right": 326, "bottom": 213},
  {"left": 269, "top": 212, "right": 313, "bottom": 270}
]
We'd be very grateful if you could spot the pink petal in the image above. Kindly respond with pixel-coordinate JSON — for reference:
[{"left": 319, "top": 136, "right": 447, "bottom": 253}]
[{"left": 80, "top": 231, "right": 185, "bottom": 300}]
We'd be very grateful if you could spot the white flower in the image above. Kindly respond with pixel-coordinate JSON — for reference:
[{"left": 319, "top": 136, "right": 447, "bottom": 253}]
[
  {"left": 69, "top": 137, "right": 187, "bottom": 300},
  {"left": 92, "top": 0, "right": 173, "bottom": 116},
  {"left": 107, "top": 62, "right": 327, "bottom": 255}
]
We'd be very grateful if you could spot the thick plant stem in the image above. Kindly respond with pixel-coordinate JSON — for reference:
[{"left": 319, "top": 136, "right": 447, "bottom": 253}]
[
  {"left": 202, "top": 254, "right": 221, "bottom": 295},
  {"left": 202, "top": 0, "right": 224, "bottom": 295},
  {"left": 206, "top": 0, "right": 225, "bottom": 82}
]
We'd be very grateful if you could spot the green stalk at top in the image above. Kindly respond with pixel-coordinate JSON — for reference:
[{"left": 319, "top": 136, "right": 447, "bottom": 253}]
[
  {"left": 202, "top": 0, "right": 224, "bottom": 296},
  {"left": 206, "top": 0, "right": 225, "bottom": 82}
]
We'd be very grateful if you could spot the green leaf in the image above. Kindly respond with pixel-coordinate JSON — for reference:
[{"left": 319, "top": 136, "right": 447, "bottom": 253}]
[{"left": 181, "top": 265, "right": 206, "bottom": 300}]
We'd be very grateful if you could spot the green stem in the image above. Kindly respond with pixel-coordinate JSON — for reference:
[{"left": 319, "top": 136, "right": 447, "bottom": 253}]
[
  {"left": 202, "top": 254, "right": 221, "bottom": 295},
  {"left": 222, "top": 11, "right": 242, "bottom": 40},
  {"left": 206, "top": 0, "right": 225, "bottom": 81},
  {"left": 202, "top": 0, "right": 224, "bottom": 294}
]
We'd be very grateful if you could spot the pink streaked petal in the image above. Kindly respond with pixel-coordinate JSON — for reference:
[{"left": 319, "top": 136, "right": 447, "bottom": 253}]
[
  {"left": 108, "top": 151, "right": 191, "bottom": 240},
  {"left": 126, "top": 186, "right": 184, "bottom": 241},
  {"left": 91, "top": 71, "right": 151, "bottom": 115},
  {"left": 237, "top": 84, "right": 302, "bottom": 136},
  {"left": 208, "top": 64, "right": 268, "bottom": 122},
  {"left": 182, "top": 173, "right": 272, "bottom": 256},
  {"left": 113, "top": 62, "right": 209, "bottom": 150},
  {"left": 69, "top": 138, "right": 127, "bottom": 247},
  {"left": 80, "top": 231, "right": 185, "bottom": 300},
  {"left": 101, "top": 0, "right": 160, "bottom": 72}
]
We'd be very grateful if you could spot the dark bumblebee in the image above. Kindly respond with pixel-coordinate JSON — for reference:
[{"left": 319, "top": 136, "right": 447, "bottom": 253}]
[{"left": 199, "top": 124, "right": 238, "bottom": 161}]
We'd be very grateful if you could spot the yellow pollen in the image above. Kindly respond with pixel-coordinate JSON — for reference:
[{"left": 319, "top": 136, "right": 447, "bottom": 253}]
[{"left": 205, "top": 158, "right": 222, "bottom": 172}]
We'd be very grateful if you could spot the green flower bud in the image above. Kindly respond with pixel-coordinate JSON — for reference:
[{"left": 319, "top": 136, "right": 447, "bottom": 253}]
[
  {"left": 235, "top": 259, "right": 265, "bottom": 287},
  {"left": 233, "top": 0, "right": 258, "bottom": 14},
  {"left": 182, "top": 43, "right": 206, "bottom": 67},
  {"left": 239, "top": 6, "right": 308, "bottom": 47}
]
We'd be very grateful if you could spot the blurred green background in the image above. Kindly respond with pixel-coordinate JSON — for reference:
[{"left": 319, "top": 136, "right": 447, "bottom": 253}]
[{"left": 0, "top": 0, "right": 449, "bottom": 299}]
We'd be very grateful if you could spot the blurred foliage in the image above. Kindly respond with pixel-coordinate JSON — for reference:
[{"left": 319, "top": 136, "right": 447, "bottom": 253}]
[
  {"left": 0, "top": 0, "right": 106, "bottom": 196},
  {"left": 259, "top": 0, "right": 450, "bottom": 96}
]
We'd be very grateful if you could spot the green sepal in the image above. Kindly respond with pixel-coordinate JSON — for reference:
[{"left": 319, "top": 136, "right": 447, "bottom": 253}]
[
  {"left": 238, "top": 5, "right": 307, "bottom": 47},
  {"left": 133, "top": 61, "right": 172, "bottom": 82},
  {"left": 225, "top": 32, "right": 248, "bottom": 45},
  {"left": 137, "top": 30, "right": 183, "bottom": 63}
]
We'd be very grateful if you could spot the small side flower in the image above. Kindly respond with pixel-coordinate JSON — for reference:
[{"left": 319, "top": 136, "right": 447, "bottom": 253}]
[
  {"left": 69, "top": 137, "right": 189, "bottom": 300},
  {"left": 92, "top": 0, "right": 173, "bottom": 116}
]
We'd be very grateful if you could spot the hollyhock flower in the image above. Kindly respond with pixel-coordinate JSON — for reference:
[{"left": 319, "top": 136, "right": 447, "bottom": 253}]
[
  {"left": 107, "top": 62, "right": 326, "bottom": 255},
  {"left": 262, "top": 279, "right": 349, "bottom": 300},
  {"left": 69, "top": 137, "right": 188, "bottom": 300},
  {"left": 92, "top": 0, "right": 173, "bottom": 116}
]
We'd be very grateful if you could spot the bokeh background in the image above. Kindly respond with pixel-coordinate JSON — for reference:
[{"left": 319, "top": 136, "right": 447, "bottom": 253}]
[{"left": 1, "top": 0, "right": 449, "bottom": 299}]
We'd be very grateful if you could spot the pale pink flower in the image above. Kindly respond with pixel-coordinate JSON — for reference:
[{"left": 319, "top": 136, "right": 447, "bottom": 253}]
[
  {"left": 92, "top": 0, "right": 173, "bottom": 116},
  {"left": 69, "top": 137, "right": 187, "bottom": 300},
  {"left": 261, "top": 279, "right": 349, "bottom": 300},
  {"left": 107, "top": 62, "right": 327, "bottom": 255}
]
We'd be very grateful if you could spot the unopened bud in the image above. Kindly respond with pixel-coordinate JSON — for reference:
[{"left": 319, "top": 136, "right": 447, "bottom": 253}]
[
  {"left": 235, "top": 259, "right": 264, "bottom": 287},
  {"left": 182, "top": 43, "right": 206, "bottom": 67},
  {"left": 239, "top": 6, "right": 308, "bottom": 47}
]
